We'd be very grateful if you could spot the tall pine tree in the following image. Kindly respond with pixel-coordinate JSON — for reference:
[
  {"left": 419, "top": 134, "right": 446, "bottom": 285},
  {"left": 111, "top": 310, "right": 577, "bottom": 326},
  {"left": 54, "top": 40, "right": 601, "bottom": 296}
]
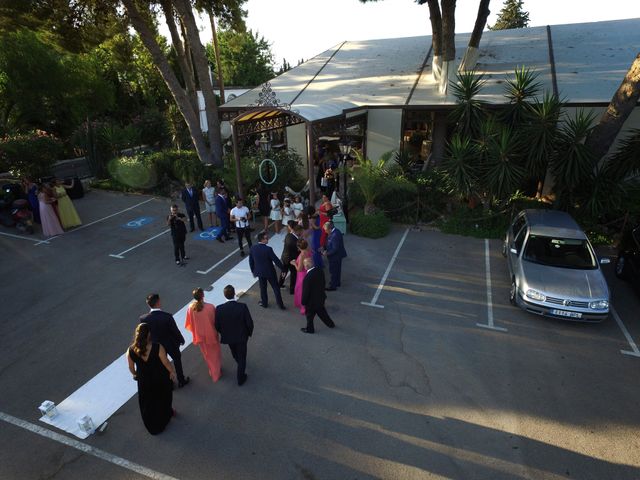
[{"left": 490, "top": 0, "right": 530, "bottom": 30}]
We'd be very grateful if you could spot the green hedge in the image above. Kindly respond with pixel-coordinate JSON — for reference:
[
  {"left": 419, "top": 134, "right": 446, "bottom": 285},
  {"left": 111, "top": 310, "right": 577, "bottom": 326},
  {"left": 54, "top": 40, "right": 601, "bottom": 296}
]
[{"left": 349, "top": 211, "right": 391, "bottom": 238}]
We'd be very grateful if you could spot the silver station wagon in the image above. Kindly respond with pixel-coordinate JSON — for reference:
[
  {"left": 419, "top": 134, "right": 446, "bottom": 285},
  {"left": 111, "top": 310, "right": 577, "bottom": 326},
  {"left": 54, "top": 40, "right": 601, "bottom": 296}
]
[{"left": 503, "top": 209, "right": 610, "bottom": 322}]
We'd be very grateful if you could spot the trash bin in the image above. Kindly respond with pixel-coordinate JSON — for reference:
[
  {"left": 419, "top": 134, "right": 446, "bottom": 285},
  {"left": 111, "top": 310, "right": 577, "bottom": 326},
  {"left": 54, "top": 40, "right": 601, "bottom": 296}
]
[{"left": 332, "top": 213, "right": 347, "bottom": 235}]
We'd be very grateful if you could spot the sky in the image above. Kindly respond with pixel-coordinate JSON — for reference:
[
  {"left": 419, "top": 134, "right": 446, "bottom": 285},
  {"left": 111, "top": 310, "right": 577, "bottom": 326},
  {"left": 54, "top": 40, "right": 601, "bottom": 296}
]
[{"left": 188, "top": 0, "right": 638, "bottom": 69}]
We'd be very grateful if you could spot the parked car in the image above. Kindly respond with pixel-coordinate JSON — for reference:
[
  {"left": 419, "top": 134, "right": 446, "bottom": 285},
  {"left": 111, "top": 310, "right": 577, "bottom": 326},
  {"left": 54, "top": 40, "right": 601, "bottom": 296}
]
[
  {"left": 615, "top": 225, "right": 640, "bottom": 294},
  {"left": 503, "top": 209, "right": 610, "bottom": 322}
]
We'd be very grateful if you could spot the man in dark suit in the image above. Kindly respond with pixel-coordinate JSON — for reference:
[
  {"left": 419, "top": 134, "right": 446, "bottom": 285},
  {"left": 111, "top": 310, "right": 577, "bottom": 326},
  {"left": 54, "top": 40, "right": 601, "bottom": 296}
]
[
  {"left": 279, "top": 221, "right": 301, "bottom": 293},
  {"left": 215, "top": 188, "right": 232, "bottom": 243},
  {"left": 301, "top": 258, "right": 336, "bottom": 334},
  {"left": 181, "top": 182, "right": 204, "bottom": 232},
  {"left": 139, "top": 293, "right": 190, "bottom": 387},
  {"left": 249, "top": 231, "right": 286, "bottom": 309},
  {"left": 323, "top": 221, "right": 347, "bottom": 290},
  {"left": 215, "top": 285, "right": 254, "bottom": 385}
]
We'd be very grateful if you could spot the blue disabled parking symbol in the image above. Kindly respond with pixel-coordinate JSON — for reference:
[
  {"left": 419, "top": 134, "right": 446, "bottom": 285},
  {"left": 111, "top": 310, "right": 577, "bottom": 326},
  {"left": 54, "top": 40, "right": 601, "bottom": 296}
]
[
  {"left": 195, "top": 226, "right": 223, "bottom": 240},
  {"left": 122, "top": 216, "right": 154, "bottom": 229}
]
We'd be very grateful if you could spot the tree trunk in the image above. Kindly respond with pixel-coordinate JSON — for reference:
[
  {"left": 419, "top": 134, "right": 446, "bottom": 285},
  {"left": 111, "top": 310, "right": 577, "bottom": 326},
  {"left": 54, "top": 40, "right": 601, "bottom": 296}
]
[
  {"left": 586, "top": 52, "right": 640, "bottom": 162},
  {"left": 173, "top": 0, "right": 223, "bottom": 167},
  {"left": 439, "top": 0, "right": 457, "bottom": 94},
  {"left": 208, "top": 8, "right": 225, "bottom": 105},
  {"left": 426, "top": 0, "right": 443, "bottom": 81},
  {"left": 160, "top": 0, "right": 198, "bottom": 114},
  {"left": 459, "top": 0, "right": 490, "bottom": 72},
  {"left": 120, "top": 0, "right": 210, "bottom": 165}
]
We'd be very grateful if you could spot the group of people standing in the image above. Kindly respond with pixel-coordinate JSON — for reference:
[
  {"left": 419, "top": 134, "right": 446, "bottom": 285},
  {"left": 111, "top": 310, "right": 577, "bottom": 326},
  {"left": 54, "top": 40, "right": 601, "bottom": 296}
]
[
  {"left": 127, "top": 287, "right": 253, "bottom": 435},
  {"left": 23, "top": 177, "right": 82, "bottom": 237},
  {"left": 128, "top": 204, "right": 348, "bottom": 435}
]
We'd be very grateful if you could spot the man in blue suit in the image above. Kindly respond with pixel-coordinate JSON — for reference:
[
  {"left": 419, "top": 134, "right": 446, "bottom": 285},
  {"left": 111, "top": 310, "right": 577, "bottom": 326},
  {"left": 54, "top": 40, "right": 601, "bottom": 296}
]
[
  {"left": 249, "top": 231, "right": 286, "bottom": 309},
  {"left": 180, "top": 182, "right": 203, "bottom": 232},
  {"left": 215, "top": 188, "right": 232, "bottom": 243},
  {"left": 139, "top": 293, "right": 189, "bottom": 387},
  {"left": 323, "top": 221, "right": 347, "bottom": 290}
]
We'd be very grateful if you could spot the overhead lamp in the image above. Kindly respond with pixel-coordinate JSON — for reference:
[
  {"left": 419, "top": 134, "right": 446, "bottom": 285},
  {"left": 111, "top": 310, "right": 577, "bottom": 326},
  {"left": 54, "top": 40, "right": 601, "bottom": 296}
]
[{"left": 259, "top": 133, "right": 271, "bottom": 153}]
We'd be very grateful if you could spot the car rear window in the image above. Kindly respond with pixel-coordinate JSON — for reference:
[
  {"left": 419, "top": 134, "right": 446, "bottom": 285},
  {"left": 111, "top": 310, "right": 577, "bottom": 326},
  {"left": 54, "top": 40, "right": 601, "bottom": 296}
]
[{"left": 523, "top": 235, "right": 597, "bottom": 269}]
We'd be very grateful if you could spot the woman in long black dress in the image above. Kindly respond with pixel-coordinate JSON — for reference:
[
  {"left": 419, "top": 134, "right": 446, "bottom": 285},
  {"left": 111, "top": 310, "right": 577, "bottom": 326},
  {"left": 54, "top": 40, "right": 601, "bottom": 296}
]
[{"left": 127, "top": 323, "right": 176, "bottom": 435}]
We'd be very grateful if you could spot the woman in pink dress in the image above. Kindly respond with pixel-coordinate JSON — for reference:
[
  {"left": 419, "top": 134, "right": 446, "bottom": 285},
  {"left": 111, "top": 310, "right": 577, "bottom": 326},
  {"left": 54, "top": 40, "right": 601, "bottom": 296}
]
[
  {"left": 185, "top": 288, "right": 222, "bottom": 382},
  {"left": 292, "top": 239, "right": 312, "bottom": 315},
  {"left": 37, "top": 183, "right": 64, "bottom": 237}
]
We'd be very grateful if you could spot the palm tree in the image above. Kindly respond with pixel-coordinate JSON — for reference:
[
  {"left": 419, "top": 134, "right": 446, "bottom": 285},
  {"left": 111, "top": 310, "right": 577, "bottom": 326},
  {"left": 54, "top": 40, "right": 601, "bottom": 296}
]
[
  {"left": 524, "top": 92, "right": 563, "bottom": 197},
  {"left": 501, "top": 66, "right": 542, "bottom": 126},
  {"left": 549, "top": 109, "right": 597, "bottom": 210},
  {"left": 482, "top": 126, "right": 525, "bottom": 201},
  {"left": 441, "top": 133, "right": 478, "bottom": 200},
  {"left": 350, "top": 151, "right": 416, "bottom": 215},
  {"left": 449, "top": 71, "right": 487, "bottom": 138}
]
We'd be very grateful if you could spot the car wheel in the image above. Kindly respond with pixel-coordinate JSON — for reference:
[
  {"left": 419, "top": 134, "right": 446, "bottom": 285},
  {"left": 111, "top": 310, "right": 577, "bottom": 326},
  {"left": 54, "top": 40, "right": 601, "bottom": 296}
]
[
  {"left": 501, "top": 241, "right": 507, "bottom": 257},
  {"left": 615, "top": 255, "right": 629, "bottom": 280},
  {"left": 509, "top": 278, "right": 517, "bottom": 305}
]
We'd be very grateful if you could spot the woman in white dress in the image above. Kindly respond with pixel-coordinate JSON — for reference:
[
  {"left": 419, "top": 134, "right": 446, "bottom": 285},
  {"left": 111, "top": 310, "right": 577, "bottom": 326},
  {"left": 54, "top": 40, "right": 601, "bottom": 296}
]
[
  {"left": 269, "top": 192, "right": 282, "bottom": 234},
  {"left": 202, "top": 180, "right": 217, "bottom": 227}
]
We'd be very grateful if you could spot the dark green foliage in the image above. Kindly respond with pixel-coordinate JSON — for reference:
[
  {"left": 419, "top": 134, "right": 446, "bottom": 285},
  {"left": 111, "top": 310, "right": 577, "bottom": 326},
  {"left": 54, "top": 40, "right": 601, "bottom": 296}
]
[
  {"left": 482, "top": 126, "right": 525, "bottom": 200},
  {"left": 549, "top": 109, "right": 597, "bottom": 210},
  {"left": 524, "top": 92, "right": 563, "bottom": 183},
  {"left": 501, "top": 66, "right": 541, "bottom": 125},
  {"left": 0, "top": 130, "right": 63, "bottom": 178},
  {"left": 0, "top": 29, "right": 115, "bottom": 138},
  {"left": 436, "top": 205, "right": 512, "bottom": 239},
  {"left": 349, "top": 211, "right": 391, "bottom": 238},
  {"left": 489, "top": 0, "right": 530, "bottom": 30},
  {"left": 449, "top": 71, "right": 487, "bottom": 137},
  {"left": 442, "top": 133, "right": 478, "bottom": 198},
  {"left": 350, "top": 151, "right": 417, "bottom": 215},
  {"left": 221, "top": 147, "right": 305, "bottom": 197},
  {"left": 207, "top": 29, "right": 274, "bottom": 87},
  {"left": 604, "top": 128, "right": 640, "bottom": 181}
]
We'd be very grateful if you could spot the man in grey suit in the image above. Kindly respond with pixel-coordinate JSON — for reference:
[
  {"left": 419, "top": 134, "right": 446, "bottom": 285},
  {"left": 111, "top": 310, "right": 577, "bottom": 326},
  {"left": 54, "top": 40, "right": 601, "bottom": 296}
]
[
  {"left": 249, "top": 231, "right": 286, "bottom": 309},
  {"left": 215, "top": 285, "right": 254, "bottom": 386}
]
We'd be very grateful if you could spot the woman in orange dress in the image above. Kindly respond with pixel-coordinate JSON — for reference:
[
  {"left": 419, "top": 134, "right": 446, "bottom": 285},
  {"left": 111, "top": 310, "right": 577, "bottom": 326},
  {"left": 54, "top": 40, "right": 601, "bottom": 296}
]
[
  {"left": 185, "top": 288, "right": 222, "bottom": 382},
  {"left": 318, "top": 193, "right": 333, "bottom": 247}
]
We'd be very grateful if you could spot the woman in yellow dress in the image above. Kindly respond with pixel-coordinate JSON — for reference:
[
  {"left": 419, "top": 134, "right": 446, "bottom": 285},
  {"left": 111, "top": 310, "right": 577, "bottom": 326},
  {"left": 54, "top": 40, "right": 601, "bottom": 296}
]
[{"left": 54, "top": 178, "right": 82, "bottom": 229}]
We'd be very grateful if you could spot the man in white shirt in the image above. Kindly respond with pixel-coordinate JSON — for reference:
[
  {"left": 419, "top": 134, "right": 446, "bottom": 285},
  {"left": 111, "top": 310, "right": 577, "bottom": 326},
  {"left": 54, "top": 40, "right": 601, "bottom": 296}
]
[{"left": 230, "top": 198, "right": 252, "bottom": 257}]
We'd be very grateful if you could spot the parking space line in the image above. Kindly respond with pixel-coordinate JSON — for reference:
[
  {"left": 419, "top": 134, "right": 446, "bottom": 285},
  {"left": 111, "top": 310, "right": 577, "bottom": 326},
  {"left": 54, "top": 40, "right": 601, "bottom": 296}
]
[
  {"left": 34, "top": 198, "right": 156, "bottom": 246},
  {"left": 197, "top": 247, "right": 240, "bottom": 274},
  {"left": 361, "top": 227, "right": 409, "bottom": 309},
  {"left": 611, "top": 307, "right": 640, "bottom": 357},
  {"left": 0, "top": 231, "right": 49, "bottom": 244},
  {"left": 477, "top": 239, "right": 508, "bottom": 332},
  {"left": 109, "top": 229, "right": 170, "bottom": 259},
  {"left": 0, "top": 411, "right": 179, "bottom": 480}
]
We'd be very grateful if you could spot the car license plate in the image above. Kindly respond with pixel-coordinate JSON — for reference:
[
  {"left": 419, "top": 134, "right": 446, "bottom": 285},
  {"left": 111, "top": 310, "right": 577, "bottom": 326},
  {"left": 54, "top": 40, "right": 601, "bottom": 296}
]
[{"left": 551, "top": 309, "right": 582, "bottom": 319}]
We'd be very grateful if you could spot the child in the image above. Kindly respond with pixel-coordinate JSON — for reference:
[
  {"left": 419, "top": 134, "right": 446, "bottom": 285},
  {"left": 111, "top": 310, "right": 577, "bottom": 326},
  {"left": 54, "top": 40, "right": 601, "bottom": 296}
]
[
  {"left": 269, "top": 191, "right": 282, "bottom": 234},
  {"left": 282, "top": 199, "right": 294, "bottom": 225},
  {"left": 292, "top": 195, "right": 304, "bottom": 220}
]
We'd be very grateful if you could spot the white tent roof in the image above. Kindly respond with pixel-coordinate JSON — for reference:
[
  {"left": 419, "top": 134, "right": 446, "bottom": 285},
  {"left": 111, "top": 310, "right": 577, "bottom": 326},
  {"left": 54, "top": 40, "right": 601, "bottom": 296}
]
[{"left": 221, "top": 18, "right": 640, "bottom": 122}]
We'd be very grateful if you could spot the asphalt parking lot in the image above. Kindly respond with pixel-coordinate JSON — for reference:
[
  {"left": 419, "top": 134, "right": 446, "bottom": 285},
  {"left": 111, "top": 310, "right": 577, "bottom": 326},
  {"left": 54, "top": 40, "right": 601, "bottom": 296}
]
[{"left": 1, "top": 189, "right": 639, "bottom": 480}]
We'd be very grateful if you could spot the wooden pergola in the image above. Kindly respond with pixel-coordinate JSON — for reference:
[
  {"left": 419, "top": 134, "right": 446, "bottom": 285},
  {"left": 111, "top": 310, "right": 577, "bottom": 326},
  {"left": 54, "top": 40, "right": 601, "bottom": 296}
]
[
  {"left": 228, "top": 105, "right": 316, "bottom": 203},
  {"left": 224, "top": 83, "right": 367, "bottom": 206}
]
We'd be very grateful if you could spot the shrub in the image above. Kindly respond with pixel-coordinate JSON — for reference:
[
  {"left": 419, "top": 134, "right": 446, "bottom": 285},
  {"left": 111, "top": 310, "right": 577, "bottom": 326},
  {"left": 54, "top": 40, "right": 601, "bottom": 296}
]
[
  {"left": 350, "top": 211, "right": 391, "bottom": 238},
  {"left": 0, "top": 130, "right": 62, "bottom": 178},
  {"left": 436, "top": 205, "right": 511, "bottom": 239}
]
